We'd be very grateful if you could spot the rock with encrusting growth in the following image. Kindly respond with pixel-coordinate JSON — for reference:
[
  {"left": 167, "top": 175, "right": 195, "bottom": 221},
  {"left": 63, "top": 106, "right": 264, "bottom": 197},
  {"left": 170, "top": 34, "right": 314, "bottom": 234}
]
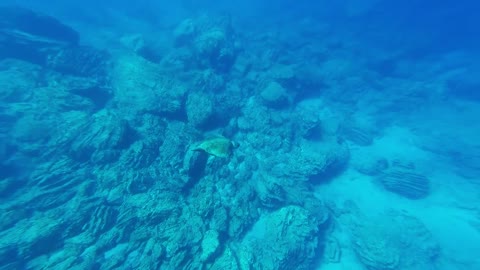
[
  {"left": 322, "top": 237, "right": 341, "bottom": 263},
  {"left": 294, "top": 99, "right": 327, "bottom": 140},
  {"left": 68, "top": 110, "right": 135, "bottom": 164},
  {"left": 352, "top": 150, "right": 389, "bottom": 176},
  {"left": 173, "top": 18, "right": 197, "bottom": 47},
  {"left": 45, "top": 46, "right": 110, "bottom": 78},
  {"left": 0, "top": 6, "right": 79, "bottom": 45},
  {"left": 255, "top": 178, "right": 287, "bottom": 208},
  {"left": 173, "top": 15, "right": 237, "bottom": 72},
  {"left": 378, "top": 169, "right": 430, "bottom": 199},
  {"left": 337, "top": 122, "right": 375, "bottom": 146},
  {"left": 126, "top": 238, "right": 165, "bottom": 269},
  {"left": 200, "top": 230, "right": 220, "bottom": 262},
  {"left": 0, "top": 214, "right": 65, "bottom": 266},
  {"left": 112, "top": 55, "right": 187, "bottom": 118},
  {"left": 210, "top": 247, "right": 240, "bottom": 270},
  {"left": 186, "top": 92, "right": 214, "bottom": 128},
  {"left": 266, "top": 139, "right": 349, "bottom": 184},
  {"left": 352, "top": 210, "right": 439, "bottom": 270},
  {"left": 239, "top": 205, "right": 326, "bottom": 270},
  {"left": 260, "top": 81, "right": 290, "bottom": 108},
  {"left": 0, "top": 6, "right": 79, "bottom": 65}
]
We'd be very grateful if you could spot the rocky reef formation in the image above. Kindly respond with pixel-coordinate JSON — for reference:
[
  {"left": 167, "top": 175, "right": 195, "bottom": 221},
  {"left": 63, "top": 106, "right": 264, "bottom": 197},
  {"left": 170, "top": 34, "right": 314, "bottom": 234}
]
[
  {"left": 0, "top": 6, "right": 109, "bottom": 78},
  {"left": 328, "top": 201, "right": 440, "bottom": 270},
  {"left": 237, "top": 205, "right": 328, "bottom": 270},
  {"left": 0, "top": 5, "right": 457, "bottom": 270},
  {"left": 352, "top": 210, "right": 440, "bottom": 270},
  {"left": 111, "top": 54, "right": 187, "bottom": 119},
  {"left": 173, "top": 15, "right": 238, "bottom": 73}
]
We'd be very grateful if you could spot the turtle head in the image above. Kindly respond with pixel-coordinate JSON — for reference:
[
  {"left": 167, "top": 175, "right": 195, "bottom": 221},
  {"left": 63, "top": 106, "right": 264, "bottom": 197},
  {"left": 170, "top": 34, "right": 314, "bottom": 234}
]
[{"left": 231, "top": 141, "right": 240, "bottom": 149}]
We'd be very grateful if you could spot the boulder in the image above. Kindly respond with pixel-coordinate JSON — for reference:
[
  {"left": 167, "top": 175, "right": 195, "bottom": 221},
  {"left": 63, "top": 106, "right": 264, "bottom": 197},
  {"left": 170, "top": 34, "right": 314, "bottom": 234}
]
[{"left": 239, "top": 206, "right": 325, "bottom": 270}]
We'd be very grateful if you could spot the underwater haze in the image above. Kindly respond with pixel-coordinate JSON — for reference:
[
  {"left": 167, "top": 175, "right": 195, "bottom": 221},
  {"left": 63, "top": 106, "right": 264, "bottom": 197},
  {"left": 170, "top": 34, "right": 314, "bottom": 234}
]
[{"left": 1, "top": 0, "right": 480, "bottom": 269}]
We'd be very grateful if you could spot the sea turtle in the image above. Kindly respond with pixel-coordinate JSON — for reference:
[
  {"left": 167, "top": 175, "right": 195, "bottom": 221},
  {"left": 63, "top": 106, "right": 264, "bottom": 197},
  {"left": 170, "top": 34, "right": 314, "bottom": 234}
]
[{"left": 192, "top": 136, "right": 239, "bottom": 158}]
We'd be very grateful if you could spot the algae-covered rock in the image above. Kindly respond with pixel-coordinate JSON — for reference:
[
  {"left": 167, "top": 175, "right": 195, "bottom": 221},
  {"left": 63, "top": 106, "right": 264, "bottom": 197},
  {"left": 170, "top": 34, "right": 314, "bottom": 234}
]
[
  {"left": 294, "top": 98, "right": 327, "bottom": 140},
  {"left": 377, "top": 160, "right": 430, "bottom": 199},
  {"left": 210, "top": 247, "right": 240, "bottom": 270},
  {"left": 0, "top": 6, "right": 79, "bottom": 66},
  {"left": 173, "top": 18, "right": 197, "bottom": 47},
  {"left": 379, "top": 170, "right": 430, "bottom": 199},
  {"left": 352, "top": 149, "right": 389, "bottom": 176},
  {"left": 352, "top": 210, "right": 440, "bottom": 270},
  {"left": 68, "top": 110, "right": 135, "bottom": 164},
  {"left": 111, "top": 55, "right": 187, "bottom": 117},
  {"left": 337, "top": 120, "right": 376, "bottom": 146},
  {"left": 267, "top": 139, "right": 349, "bottom": 184},
  {"left": 200, "top": 230, "right": 220, "bottom": 262},
  {"left": 173, "top": 15, "right": 237, "bottom": 72},
  {"left": 260, "top": 81, "right": 290, "bottom": 108},
  {"left": 186, "top": 92, "right": 214, "bottom": 128},
  {"left": 45, "top": 46, "right": 109, "bottom": 78},
  {"left": 254, "top": 174, "right": 288, "bottom": 209},
  {"left": 123, "top": 238, "right": 165, "bottom": 269},
  {"left": 239, "top": 205, "right": 324, "bottom": 270},
  {"left": 0, "top": 214, "right": 65, "bottom": 266}
]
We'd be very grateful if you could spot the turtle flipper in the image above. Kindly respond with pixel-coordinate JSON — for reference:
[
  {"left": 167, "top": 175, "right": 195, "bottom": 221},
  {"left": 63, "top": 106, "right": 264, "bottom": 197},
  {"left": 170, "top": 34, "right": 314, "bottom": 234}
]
[{"left": 192, "top": 147, "right": 206, "bottom": 153}]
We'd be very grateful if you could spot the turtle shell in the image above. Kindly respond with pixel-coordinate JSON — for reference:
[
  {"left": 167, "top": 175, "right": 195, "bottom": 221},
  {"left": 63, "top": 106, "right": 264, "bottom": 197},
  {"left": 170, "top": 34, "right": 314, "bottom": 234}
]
[{"left": 194, "top": 137, "right": 235, "bottom": 158}]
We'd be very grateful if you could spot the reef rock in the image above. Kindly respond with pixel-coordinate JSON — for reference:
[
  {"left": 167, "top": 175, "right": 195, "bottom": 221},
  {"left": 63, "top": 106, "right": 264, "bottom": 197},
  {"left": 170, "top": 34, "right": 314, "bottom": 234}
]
[
  {"left": 377, "top": 161, "right": 430, "bottom": 199},
  {"left": 352, "top": 149, "right": 389, "bottom": 176},
  {"left": 337, "top": 121, "right": 376, "bottom": 146},
  {"left": 0, "top": 214, "right": 66, "bottom": 267},
  {"left": 239, "top": 205, "right": 325, "bottom": 270},
  {"left": 266, "top": 139, "right": 349, "bottom": 184},
  {"left": 352, "top": 210, "right": 440, "bottom": 270},
  {"left": 260, "top": 81, "right": 290, "bottom": 108},
  {"left": 294, "top": 99, "right": 328, "bottom": 140},
  {"left": 45, "top": 46, "right": 110, "bottom": 78},
  {"left": 200, "top": 230, "right": 220, "bottom": 262},
  {"left": 112, "top": 55, "right": 187, "bottom": 118},
  {"left": 0, "top": 6, "right": 108, "bottom": 77},
  {"left": 254, "top": 174, "right": 288, "bottom": 209},
  {"left": 67, "top": 110, "right": 135, "bottom": 164},
  {"left": 0, "top": 6, "right": 78, "bottom": 66},
  {"left": 186, "top": 92, "right": 214, "bottom": 128},
  {"left": 173, "top": 15, "right": 238, "bottom": 72}
]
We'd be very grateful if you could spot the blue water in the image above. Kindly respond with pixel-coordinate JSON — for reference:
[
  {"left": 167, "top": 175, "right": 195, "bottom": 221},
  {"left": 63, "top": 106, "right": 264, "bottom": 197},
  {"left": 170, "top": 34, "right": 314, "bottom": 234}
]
[{"left": 1, "top": 1, "right": 479, "bottom": 269}]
